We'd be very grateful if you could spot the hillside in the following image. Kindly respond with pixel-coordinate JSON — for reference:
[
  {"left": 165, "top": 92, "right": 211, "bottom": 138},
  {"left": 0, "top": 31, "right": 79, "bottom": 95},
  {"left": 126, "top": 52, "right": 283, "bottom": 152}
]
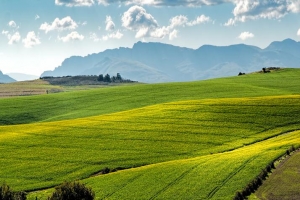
[
  {"left": 0, "top": 69, "right": 299, "bottom": 199},
  {"left": 0, "top": 71, "right": 16, "bottom": 83},
  {"left": 1, "top": 68, "right": 300, "bottom": 125},
  {"left": 41, "top": 39, "right": 300, "bottom": 83}
]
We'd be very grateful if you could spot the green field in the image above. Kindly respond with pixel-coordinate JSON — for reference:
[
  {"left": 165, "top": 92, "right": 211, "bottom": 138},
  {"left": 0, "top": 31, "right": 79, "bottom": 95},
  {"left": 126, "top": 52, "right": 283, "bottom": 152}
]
[
  {"left": 251, "top": 150, "right": 300, "bottom": 200},
  {"left": 0, "top": 68, "right": 300, "bottom": 199}
]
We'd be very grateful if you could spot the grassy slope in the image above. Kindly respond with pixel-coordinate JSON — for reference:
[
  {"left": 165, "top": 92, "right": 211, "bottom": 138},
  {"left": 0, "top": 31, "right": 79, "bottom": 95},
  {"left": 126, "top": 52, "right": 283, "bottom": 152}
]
[
  {"left": 29, "top": 130, "right": 300, "bottom": 200},
  {"left": 252, "top": 150, "right": 300, "bottom": 200},
  {"left": 0, "top": 68, "right": 299, "bottom": 125},
  {"left": 0, "top": 68, "right": 300, "bottom": 199},
  {"left": 1, "top": 96, "right": 300, "bottom": 193}
]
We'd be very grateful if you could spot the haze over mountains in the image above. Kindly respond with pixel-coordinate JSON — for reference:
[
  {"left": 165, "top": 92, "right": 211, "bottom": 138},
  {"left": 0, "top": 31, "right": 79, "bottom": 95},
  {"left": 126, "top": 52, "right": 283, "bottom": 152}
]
[
  {"left": 41, "top": 38, "right": 300, "bottom": 83},
  {"left": 7, "top": 73, "right": 39, "bottom": 82},
  {"left": 0, "top": 71, "right": 16, "bottom": 83}
]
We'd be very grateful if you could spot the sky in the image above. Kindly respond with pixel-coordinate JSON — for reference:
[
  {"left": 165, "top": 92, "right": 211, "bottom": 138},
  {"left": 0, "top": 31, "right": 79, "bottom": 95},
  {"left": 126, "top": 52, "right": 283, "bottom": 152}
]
[{"left": 1, "top": 0, "right": 300, "bottom": 76}]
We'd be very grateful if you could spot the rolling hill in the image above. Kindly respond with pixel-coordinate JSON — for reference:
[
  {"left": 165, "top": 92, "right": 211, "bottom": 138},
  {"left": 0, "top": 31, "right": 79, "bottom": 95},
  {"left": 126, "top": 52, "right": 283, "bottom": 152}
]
[
  {"left": 0, "top": 68, "right": 299, "bottom": 199},
  {"left": 41, "top": 39, "right": 300, "bottom": 83}
]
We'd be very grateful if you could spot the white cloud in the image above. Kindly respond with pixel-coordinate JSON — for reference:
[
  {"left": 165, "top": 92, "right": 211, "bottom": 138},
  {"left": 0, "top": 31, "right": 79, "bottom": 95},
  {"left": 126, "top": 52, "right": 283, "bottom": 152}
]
[
  {"left": 55, "top": 0, "right": 95, "bottom": 6},
  {"left": 81, "top": 21, "right": 87, "bottom": 26},
  {"left": 122, "top": 5, "right": 158, "bottom": 31},
  {"left": 35, "top": 15, "right": 40, "bottom": 20},
  {"left": 122, "top": 6, "right": 211, "bottom": 40},
  {"left": 187, "top": 15, "right": 211, "bottom": 26},
  {"left": 58, "top": 31, "right": 84, "bottom": 42},
  {"left": 297, "top": 28, "right": 300, "bottom": 36},
  {"left": 224, "top": 18, "right": 236, "bottom": 26},
  {"left": 169, "top": 29, "right": 178, "bottom": 40},
  {"left": 238, "top": 31, "right": 254, "bottom": 40},
  {"left": 90, "top": 32, "right": 100, "bottom": 42},
  {"left": 22, "top": 31, "right": 40, "bottom": 48},
  {"left": 105, "top": 16, "right": 115, "bottom": 31},
  {"left": 102, "top": 30, "right": 123, "bottom": 40},
  {"left": 225, "top": 0, "right": 300, "bottom": 26},
  {"left": 8, "top": 21, "right": 17, "bottom": 28},
  {"left": 170, "top": 15, "right": 188, "bottom": 28},
  {"left": 8, "top": 32, "right": 21, "bottom": 45},
  {"left": 2, "top": 30, "right": 9, "bottom": 36},
  {"left": 40, "top": 16, "right": 78, "bottom": 33}
]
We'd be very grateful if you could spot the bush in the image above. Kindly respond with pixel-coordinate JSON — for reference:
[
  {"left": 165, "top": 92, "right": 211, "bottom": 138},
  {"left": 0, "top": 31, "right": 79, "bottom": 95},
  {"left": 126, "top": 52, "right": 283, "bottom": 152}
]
[
  {"left": 48, "top": 181, "right": 94, "bottom": 200},
  {"left": 0, "top": 183, "right": 26, "bottom": 200}
]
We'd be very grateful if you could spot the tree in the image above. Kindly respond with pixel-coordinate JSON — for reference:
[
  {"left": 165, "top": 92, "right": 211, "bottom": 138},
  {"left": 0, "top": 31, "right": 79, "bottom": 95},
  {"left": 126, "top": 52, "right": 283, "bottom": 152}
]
[
  {"left": 116, "top": 73, "right": 122, "bottom": 81},
  {"left": 48, "top": 181, "right": 95, "bottom": 200},
  {"left": 97, "top": 74, "right": 104, "bottom": 82},
  {"left": 0, "top": 183, "right": 26, "bottom": 200},
  {"left": 104, "top": 74, "right": 111, "bottom": 82}
]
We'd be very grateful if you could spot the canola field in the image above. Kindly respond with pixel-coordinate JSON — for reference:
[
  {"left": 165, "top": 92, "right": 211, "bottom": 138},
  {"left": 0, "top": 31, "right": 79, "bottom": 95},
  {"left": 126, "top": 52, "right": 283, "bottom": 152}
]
[{"left": 0, "top": 68, "right": 300, "bottom": 199}]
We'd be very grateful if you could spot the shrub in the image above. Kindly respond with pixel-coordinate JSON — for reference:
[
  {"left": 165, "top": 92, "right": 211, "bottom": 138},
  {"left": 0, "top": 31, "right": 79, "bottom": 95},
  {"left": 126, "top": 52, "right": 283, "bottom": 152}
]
[
  {"left": 48, "top": 181, "right": 94, "bottom": 200},
  {"left": 0, "top": 183, "right": 26, "bottom": 200}
]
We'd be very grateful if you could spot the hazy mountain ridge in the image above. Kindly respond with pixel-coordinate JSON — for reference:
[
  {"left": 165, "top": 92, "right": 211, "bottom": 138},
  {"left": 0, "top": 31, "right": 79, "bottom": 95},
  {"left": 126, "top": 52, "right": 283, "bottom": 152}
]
[
  {"left": 7, "top": 73, "right": 39, "bottom": 81},
  {"left": 0, "top": 71, "right": 16, "bottom": 83},
  {"left": 41, "top": 39, "right": 300, "bottom": 83}
]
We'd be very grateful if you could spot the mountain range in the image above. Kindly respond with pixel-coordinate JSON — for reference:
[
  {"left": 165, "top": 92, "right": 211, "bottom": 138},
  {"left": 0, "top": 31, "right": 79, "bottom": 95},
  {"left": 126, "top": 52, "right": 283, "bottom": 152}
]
[
  {"left": 41, "top": 38, "right": 300, "bottom": 83},
  {"left": 0, "top": 71, "right": 16, "bottom": 83}
]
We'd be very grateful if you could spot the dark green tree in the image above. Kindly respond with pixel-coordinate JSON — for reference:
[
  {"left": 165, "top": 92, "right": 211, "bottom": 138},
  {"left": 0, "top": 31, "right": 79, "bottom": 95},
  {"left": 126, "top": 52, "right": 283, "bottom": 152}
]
[
  {"left": 104, "top": 74, "right": 111, "bottom": 82},
  {"left": 48, "top": 181, "right": 94, "bottom": 200},
  {"left": 97, "top": 74, "right": 104, "bottom": 82},
  {"left": 0, "top": 183, "right": 26, "bottom": 200},
  {"left": 116, "top": 73, "right": 122, "bottom": 81}
]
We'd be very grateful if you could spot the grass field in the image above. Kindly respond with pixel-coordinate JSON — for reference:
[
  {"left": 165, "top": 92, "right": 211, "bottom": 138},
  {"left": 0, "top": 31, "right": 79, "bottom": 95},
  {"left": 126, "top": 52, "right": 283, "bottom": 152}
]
[
  {"left": 0, "top": 68, "right": 300, "bottom": 199},
  {"left": 251, "top": 150, "right": 300, "bottom": 200},
  {"left": 0, "top": 68, "right": 300, "bottom": 125}
]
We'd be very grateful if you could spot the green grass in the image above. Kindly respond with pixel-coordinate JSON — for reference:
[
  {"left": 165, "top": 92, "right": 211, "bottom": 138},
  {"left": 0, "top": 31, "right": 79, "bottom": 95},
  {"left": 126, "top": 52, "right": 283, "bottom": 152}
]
[
  {"left": 28, "top": 130, "right": 300, "bottom": 200},
  {"left": 0, "top": 68, "right": 299, "bottom": 125},
  {"left": 1, "top": 96, "right": 300, "bottom": 192},
  {"left": 251, "top": 150, "right": 300, "bottom": 200},
  {"left": 0, "top": 68, "right": 300, "bottom": 199}
]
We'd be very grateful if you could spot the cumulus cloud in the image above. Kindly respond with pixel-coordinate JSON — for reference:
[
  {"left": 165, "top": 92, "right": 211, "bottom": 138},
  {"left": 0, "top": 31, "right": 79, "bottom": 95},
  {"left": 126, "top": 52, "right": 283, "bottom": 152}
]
[
  {"left": 169, "top": 29, "right": 178, "bottom": 40},
  {"left": 8, "top": 21, "right": 17, "bottom": 28},
  {"left": 2, "top": 30, "right": 9, "bottom": 36},
  {"left": 297, "top": 28, "right": 300, "bottom": 36},
  {"left": 55, "top": 0, "right": 95, "bottom": 6},
  {"left": 22, "top": 31, "right": 41, "bottom": 48},
  {"left": 102, "top": 30, "right": 123, "bottom": 40},
  {"left": 187, "top": 15, "right": 211, "bottom": 26},
  {"left": 169, "top": 15, "right": 188, "bottom": 28},
  {"left": 2, "top": 30, "right": 21, "bottom": 45},
  {"left": 40, "top": 16, "right": 78, "bottom": 33},
  {"left": 58, "top": 31, "right": 84, "bottom": 42},
  {"left": 105, "top": 16, "right": 115, "bottom": 31},
  {"left": 90, "top": 32, "right": 100, "bottom": 42},
  {"left": 238, "top": 31, "right": 254, "bottom": 40},
  {"left": 8, "top": 32, "right": 21, "bottom": 45},
  {"left": 122, "top": 5, "right": 158, "bottom": 31},
  {"left": 225, "top": 0, "right": 300, "bottom": 26},
  {"left": 122, "top": 5, "right": 211, "bottom": 39}
]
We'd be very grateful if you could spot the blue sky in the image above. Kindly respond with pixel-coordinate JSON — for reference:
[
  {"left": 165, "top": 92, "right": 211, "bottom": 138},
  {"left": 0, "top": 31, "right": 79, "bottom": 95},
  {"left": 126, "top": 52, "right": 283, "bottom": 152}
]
[{"left": 1, "top": 0, "right": 300, "bottom": 76}]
